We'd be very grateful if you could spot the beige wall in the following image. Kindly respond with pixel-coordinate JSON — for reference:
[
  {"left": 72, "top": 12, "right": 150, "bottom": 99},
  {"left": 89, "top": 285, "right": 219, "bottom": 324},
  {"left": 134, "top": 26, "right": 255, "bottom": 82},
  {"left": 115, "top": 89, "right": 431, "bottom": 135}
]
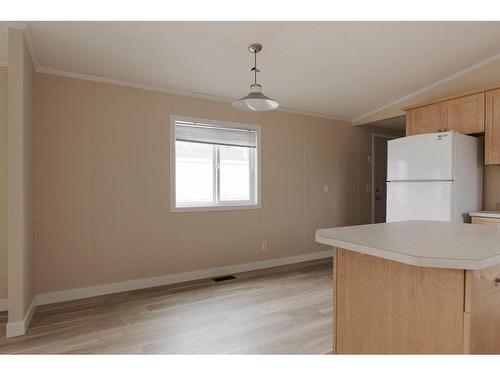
[
  {"left": 7, "top": 29, "right": 35, "bottom": 321},
  {"left": 357, "top": 125, "right": 405, "bottom": 224},
  {"left": 34, "top": 73, "right": 359, "bottom": 294},
  {"left": 0, "top": 66, "right": 7, "bottom": 300}
]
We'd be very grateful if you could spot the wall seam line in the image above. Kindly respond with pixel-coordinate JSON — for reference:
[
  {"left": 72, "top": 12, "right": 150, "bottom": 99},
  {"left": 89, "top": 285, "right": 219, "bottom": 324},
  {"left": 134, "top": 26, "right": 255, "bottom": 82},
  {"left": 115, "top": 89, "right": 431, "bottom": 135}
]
[
  {"left": 170, "top": 95, "right": 175, "bottom": 274},
  {"left": 303, "top": 117, "right": 307, "bottom": 254},
  {"left": 357, "top": 126, "right": 360, "bottom": 224},
  {"left": 90, "top": 81, "right": 96, "bottom": 286}
]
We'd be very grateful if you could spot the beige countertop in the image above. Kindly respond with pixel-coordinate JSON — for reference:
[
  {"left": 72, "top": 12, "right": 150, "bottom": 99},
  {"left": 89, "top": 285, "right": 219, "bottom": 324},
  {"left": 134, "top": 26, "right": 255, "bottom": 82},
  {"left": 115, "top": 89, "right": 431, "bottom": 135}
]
[{"left": 316, "top": 220, "right": 500, "bottom": 270}]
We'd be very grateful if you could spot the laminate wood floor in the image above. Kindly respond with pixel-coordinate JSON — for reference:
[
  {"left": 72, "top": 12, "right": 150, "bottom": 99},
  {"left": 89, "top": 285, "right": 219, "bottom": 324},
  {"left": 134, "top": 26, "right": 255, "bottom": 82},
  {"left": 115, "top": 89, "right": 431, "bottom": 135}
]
[{"left": 0, "top": 258, "right": 333, "bottom": 354}]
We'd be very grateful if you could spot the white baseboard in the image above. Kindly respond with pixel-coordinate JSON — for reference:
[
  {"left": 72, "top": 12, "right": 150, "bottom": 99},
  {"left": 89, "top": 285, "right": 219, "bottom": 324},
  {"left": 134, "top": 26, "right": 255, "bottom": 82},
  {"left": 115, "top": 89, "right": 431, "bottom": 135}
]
[
  {"left": 6, "top": 297, "right": 37, "bottom": 338},
  {"left": 0, "top": 298, "right": 7, "bottom": 312},
  {"left": 2, "top": 251, "right": 331, "bottom": 337},
  {"left": 37, "top": 250, "right": 332, "bottom": 306}
]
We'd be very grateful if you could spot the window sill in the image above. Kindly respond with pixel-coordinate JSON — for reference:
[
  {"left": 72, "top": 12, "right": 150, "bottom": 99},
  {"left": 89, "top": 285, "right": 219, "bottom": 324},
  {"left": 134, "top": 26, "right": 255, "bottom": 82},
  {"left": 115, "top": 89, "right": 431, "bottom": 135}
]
[{"left": 170, "top": 204, "right": 261, "bottom": 213}]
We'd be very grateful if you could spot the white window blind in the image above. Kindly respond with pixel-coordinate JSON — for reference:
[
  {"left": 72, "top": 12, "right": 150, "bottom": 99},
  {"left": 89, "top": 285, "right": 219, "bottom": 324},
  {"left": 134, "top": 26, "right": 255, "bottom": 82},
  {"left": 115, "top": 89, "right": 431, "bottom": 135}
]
[
  {"left": 171, "top": 117, "right": 261, "bottom": 212},
  {"left": 175, "top": 121, "right": 257, "bottom": 148}
]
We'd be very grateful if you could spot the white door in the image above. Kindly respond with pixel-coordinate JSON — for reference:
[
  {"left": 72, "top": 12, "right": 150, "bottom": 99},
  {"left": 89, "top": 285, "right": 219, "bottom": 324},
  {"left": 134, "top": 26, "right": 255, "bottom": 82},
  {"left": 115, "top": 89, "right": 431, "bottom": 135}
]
[
  {"left": 374, "top": 135, "right": 389, "bottom": 223},
  {"left": 387, "top": 132, "right": 454, "bottom": 181},
  {"left": 386, "top": 181, "right": 453, "bottom": 222}
]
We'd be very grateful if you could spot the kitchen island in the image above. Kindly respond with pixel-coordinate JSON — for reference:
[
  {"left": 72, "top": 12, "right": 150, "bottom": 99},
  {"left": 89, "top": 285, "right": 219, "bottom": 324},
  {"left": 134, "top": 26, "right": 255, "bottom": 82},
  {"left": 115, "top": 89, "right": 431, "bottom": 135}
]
[{"left": 316, "top": 220, "right": 500, "bottom": 354}]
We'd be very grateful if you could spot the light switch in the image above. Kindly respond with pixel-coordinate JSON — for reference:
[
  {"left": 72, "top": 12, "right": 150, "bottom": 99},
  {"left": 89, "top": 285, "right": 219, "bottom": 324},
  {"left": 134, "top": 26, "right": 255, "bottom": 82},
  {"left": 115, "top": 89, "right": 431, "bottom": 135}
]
[{"left": 323, "top": 185, "right": 329, "bottom": 193}]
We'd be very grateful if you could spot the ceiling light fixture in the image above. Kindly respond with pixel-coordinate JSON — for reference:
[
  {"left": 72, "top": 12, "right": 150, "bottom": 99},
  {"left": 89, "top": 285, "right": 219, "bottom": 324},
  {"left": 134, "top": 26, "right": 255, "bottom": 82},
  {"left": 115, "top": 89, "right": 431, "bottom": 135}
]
[{"left": 232, "top": 43, "right": 279, "bottom": 112}]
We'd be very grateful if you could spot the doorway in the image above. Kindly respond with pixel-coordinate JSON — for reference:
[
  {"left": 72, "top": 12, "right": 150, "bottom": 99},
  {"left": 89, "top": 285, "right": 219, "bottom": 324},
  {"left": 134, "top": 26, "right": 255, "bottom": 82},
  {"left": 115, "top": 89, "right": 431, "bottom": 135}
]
[{"left": 371, "top": 134, "right": 399, "bottom": 223}]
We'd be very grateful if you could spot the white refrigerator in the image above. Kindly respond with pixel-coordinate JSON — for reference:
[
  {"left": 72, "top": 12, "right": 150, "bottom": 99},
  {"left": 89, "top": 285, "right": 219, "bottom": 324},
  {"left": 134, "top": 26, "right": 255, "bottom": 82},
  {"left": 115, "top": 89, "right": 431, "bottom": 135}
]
[{"left": 386, "top": 131, "right": 483, "bottom": 223}]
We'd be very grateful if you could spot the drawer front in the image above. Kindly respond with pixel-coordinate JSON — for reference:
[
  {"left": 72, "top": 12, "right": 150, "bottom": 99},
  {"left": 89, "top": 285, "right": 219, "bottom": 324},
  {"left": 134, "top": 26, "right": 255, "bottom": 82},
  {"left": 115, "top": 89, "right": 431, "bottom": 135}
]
[
  {"left": 472, "top": 216, "right": 500, "bottom": 227},
  {"left": 478, "top": 264, "right": 500, "bottom": 298}
]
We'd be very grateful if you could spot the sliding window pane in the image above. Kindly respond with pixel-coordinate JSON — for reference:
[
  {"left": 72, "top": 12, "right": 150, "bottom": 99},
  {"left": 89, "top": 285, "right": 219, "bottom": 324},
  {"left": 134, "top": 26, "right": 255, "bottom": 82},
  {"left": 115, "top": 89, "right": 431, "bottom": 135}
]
[
  {"left": 219, "top": 145, "right": 251, "bottom": 202},
  {"left": 176, "top": 141, "right": 214, "bottom": 206}
]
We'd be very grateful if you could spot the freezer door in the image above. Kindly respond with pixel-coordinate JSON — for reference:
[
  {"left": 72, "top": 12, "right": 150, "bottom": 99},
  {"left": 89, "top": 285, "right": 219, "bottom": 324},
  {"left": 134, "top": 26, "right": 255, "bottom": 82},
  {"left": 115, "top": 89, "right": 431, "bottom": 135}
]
[
  {"left": 387, "top": 133, "right": 453, "bottom": 181},
  {"left": 386, "top": 181, "right": 453, "bottom": 222}
]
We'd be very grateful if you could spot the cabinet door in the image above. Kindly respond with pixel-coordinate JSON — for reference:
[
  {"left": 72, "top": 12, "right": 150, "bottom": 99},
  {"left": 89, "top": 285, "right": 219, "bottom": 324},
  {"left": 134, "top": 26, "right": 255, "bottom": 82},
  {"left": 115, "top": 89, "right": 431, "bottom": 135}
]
[
  {"left": 485, "top": 88, "right": 500, "bottom": 165},
  {"left": 446, "top": 93, "right": 485, "bottom": 134},
  {"left": 465, "top": 268, "right": 500, "bottom": 354},
  {"left": 406, "top": 103, "right": 446, "bottom": 136}
]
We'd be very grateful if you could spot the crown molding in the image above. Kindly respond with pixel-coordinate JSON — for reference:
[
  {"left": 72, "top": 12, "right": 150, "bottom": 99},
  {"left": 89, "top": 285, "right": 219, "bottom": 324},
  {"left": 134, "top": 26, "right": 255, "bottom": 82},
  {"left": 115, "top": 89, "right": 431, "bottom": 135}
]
[
  {"left": 5, "top": 21, "right": 28, "bottom": 30},
  {"left": 23, "top": 25, "right": 40, "bottom": 68},
  {"left": 35, "top": 66, "right": 352, "bottom": 124},
  {"left": 36, "top": 66, "right": 234, "bottom": 100},
  {"left": 277, "top": 106, "right": 351, "bottom": 123},
  {"left": 6, "top": 22, "right": 40, "bottom": 68},
  {"left": 353, "top": 50, "right": 500, "bottom": 124}
]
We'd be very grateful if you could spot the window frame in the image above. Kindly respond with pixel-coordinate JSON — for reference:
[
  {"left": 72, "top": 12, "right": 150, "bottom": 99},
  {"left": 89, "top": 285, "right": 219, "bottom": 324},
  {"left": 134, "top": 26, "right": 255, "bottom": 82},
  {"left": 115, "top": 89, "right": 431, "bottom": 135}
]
[{"left": 170, "top": 115, "right": 262, "bottom": 213}]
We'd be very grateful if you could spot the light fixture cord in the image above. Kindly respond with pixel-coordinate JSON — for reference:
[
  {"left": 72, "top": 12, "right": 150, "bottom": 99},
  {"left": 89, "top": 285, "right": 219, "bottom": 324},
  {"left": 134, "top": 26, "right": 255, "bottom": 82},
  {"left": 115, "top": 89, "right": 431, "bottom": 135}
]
[{"left": 253, "top": 50, "right": 257, "bottom": 85}]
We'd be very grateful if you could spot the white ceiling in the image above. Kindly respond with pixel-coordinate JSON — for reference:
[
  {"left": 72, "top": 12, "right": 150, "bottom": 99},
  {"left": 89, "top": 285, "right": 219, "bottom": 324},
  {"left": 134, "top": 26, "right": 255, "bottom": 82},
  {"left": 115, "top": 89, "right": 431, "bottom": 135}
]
[{"left": 2, "top": 22, "right": 500, "bottom": 121}]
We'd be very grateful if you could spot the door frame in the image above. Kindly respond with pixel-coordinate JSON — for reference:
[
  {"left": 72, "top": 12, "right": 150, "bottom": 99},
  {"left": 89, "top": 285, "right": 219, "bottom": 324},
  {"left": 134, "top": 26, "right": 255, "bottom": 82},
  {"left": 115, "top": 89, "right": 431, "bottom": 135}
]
[{"left": 371, "top": 133, "right": 400, "bottom": 223}]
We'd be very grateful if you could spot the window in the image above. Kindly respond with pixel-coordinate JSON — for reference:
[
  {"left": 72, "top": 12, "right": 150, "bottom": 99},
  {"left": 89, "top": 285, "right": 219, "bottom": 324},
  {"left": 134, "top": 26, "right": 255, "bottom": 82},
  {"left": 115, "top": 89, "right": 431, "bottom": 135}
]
[{"left": 170, "top": 116, "right": 261, "bottom": 212}]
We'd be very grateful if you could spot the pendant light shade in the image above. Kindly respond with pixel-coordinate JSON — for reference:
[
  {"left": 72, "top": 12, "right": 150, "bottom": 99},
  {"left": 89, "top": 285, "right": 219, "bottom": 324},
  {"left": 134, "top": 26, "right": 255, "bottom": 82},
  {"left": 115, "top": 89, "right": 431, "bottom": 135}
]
[
  {"left": 232, "top": 84, "right": 279, "bottom": 112},
  {"left": 232, "top": 43, "right": 279, "bottom": 112}
]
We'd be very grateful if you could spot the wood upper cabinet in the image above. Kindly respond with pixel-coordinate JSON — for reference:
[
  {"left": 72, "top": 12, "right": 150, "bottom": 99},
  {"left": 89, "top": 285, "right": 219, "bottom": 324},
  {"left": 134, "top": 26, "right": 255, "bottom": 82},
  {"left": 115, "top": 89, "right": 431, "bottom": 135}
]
[
  {"left": 404, "top": 87, "right": 500, "bottom": 164},
  {"left": 485, "top": 88, "right": 500, "bottom": 165},
  {"left": 406, "top": 93, "right": 485, "bottom": 136},
  {"left": 445, "top": 93, "right": 485, "bottom": 134},
  {"left": 406, "top": 103, "right": 446, "bottom": 136}
]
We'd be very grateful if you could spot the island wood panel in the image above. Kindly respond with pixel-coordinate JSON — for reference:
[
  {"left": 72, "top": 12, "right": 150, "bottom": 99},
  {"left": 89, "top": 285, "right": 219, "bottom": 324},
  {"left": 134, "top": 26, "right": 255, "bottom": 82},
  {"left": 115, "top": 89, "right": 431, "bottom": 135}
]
[
  {"left": 333, "top": 248, "right": 465, "bottom": 354},
  {"left": 332, "top": 248, "right": 338, "bottom": 354}
]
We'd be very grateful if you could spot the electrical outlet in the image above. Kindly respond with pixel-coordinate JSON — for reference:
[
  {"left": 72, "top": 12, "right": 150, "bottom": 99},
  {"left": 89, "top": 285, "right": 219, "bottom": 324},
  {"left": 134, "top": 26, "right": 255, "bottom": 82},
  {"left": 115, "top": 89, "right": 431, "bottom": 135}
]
[
  {"left": 323, "top": 184, "right": 329, "bottom": 193},
  {"left": 261, "top": 241, "right": 268, "bottom": 251}
]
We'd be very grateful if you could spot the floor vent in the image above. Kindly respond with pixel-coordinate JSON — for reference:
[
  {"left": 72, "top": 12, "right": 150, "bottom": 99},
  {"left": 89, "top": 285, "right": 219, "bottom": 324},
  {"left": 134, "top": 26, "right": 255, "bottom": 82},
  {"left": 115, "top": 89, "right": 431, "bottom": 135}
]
[{"left": 212, "top": 275, "right": 236, "bottom": 282}]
